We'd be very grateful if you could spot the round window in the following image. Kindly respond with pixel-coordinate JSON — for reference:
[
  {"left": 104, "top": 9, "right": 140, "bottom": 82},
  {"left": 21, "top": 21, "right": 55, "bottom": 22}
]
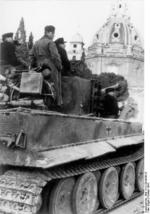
[{"left": 114, "top": 33, "right": 119, "bottom": 38}]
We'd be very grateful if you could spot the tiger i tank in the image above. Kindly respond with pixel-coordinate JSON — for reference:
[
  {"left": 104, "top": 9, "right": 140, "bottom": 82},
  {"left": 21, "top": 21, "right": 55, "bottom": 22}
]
[{"left": 0, "top": 72, "right": 144, "bottom": 214}]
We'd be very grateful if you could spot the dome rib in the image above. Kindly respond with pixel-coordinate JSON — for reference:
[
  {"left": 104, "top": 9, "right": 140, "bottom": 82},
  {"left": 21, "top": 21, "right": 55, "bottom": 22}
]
[{"left": 92, "top": 15, "right": 142, "bottom": 48}]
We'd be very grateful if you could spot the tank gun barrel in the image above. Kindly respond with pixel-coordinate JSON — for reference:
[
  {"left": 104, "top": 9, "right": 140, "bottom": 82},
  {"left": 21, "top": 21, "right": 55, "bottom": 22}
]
[{"left": 101, "top": 83, "right": 119, "bottom": 93}]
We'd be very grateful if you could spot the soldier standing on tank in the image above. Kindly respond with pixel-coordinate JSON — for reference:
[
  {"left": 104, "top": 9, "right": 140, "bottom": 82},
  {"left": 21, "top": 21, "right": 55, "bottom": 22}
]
[
  {"left": 30, "top": 25, "right": 63, "bottom": 106},
  {"left": 0, "top": 32, "right": 29, "bottom": 93},
  {"left": 0, "top": 33, "right": 22, "bottom": 75},
  {"left": 55, "top": 37, "right": 71, "bottom": 76},
  {"left": 0, "top": 33, "right": 19, "bottom": 67}
]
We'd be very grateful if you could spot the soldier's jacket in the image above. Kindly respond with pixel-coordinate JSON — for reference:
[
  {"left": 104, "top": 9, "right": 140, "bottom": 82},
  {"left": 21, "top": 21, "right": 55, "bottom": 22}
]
[
  {"left": 55, "top": 44, "right": 71, "bottom": 76},
  {"left": 30, "top": 35, "right": 62, "bottom": 71},
  {"left": 0, "top": 41, "right": 20, "bottom": 67},
  {"left": 30, "top": 35, "right": 63, "bottom": 105}
]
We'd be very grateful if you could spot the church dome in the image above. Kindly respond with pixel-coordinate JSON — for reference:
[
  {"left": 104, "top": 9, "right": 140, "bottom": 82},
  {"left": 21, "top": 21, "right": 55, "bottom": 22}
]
[
  {"left": 71, "top": 33, "right": 84, "bottom": 43},
  {"left": 92, "top": 0, "right": 143, "bottom": 48}
]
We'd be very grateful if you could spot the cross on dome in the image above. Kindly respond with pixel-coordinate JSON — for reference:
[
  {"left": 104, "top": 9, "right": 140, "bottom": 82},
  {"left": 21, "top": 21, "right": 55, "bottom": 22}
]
[{"left": 111, "top": 0, "right": 128, "bottom": 17}]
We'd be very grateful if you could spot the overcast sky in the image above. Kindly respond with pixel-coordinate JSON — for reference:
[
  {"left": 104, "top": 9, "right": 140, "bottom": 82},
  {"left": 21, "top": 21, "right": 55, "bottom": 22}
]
[{"left": 0, "top": 0, "right": 144, "bottom": 47}]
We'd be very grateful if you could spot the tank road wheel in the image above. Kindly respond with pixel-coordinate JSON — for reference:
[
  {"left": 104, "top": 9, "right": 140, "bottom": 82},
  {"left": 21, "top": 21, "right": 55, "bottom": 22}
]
[
  {"left": 72, "top": 172, "right": 97, "bottom": 214},
  {"left": 136, "top": 159, "right": 144, "bottom": 192},
  {"left": 120, "top": 162, "right": 135, "bottom": 200},
  {"left": 99, "top": 167, "right": 119, "bottom": 209},
  {"left": 49, "top": 177, "right": 75, "bottom": 214}
]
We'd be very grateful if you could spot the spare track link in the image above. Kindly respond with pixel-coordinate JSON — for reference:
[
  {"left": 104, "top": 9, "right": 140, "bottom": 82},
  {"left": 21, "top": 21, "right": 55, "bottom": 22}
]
[
  {"left": 0, "top": 171, "right": 47, "bottom": 214},
  {"left": 0, "top": 146, "right": 144, "bottom": 214}
]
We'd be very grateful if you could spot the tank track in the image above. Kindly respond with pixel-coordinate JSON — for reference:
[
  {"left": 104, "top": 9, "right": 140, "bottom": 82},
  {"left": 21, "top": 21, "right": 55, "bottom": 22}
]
[
  {"left": 0, "top": 146, "right": 144, "bottom": 214},
  {"left": 96, "top": 192, "right": 143, "bottom": 214},
  {"left": 0, "top": 172, "right": 47, "bottom": 214}
]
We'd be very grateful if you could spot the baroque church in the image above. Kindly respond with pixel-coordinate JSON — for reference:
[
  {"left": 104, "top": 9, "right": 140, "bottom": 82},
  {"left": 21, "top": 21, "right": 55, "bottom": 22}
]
[{"left": 85, "top": 0, "right": 144, "bottom": 88}]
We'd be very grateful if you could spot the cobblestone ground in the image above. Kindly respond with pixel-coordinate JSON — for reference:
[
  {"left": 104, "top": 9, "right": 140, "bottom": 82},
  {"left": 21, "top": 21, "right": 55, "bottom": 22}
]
[{"left": 108, "top": 195, "right": 144, "bottom": 214}]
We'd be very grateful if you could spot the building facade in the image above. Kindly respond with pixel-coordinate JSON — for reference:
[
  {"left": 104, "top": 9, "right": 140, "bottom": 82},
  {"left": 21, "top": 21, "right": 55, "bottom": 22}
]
[
  {"left": 85, "top": 0, "right": 144, "bottom": 88},
  {"left": 68, "top": 33, "right": 84, "bottom": 61}
]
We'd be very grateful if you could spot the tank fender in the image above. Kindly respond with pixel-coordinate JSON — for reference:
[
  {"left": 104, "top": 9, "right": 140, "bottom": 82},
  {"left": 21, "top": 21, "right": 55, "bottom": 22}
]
[
  {"left": 39, "top": 139, "right": 116, "bottom": 168},
  {"left": 106, "top": 134, "right": 144, "bottom": 149}
]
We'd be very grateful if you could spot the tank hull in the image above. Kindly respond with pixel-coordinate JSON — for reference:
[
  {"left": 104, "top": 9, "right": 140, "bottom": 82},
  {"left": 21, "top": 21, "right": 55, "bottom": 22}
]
[{"left": 0, "top": 108, "right": 143, "bottom": 168}]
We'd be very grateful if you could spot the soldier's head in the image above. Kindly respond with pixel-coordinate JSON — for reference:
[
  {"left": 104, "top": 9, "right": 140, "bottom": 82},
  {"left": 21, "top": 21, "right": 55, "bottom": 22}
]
[
  {"left": 44, "top": 25, "right": 55, "bottom": 40},
  {"left": 55, "top": 37, "right": 66, "bottom": 49},
  {"left": 2, "top": 32, "right": 13, "bottom": 43}
]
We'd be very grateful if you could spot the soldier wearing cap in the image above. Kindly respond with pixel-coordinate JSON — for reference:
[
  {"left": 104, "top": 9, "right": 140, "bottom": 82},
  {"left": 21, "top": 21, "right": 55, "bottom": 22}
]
[
  {"left": 0, "top": 33, "right": 20, "bottom": 67},
  {"left": 55, "top": 37, "right": 71, "bottom": 76},
  {"left": 30, "top": 25, "right": 63, "bottom": 106},
  {"left": 0, "top": 32, "right": 28, "bottom": 74}
]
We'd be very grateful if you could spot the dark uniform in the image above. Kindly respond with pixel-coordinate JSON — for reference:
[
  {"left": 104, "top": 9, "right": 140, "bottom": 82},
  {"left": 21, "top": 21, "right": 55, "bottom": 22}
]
[
  {"left": 30, "top": 34, "right": 62, "bottom": 105},
  {"left": 93, "top": 84, "right": 119, "bottom": 118},
  {"left": 102, "top": 90, "right": 119, "bottom": 118},
  {"left": 0, "top": 33, "right": 28, "bottom": 81},
  {"left": 93, "top": 85, "right": 105, "bottom": 117},
  {"left": 0, "top": 33, "right": 20, "bottom": 67},
  {"left": 55, "top": 38, "right": 71, "bottom": 76}
]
